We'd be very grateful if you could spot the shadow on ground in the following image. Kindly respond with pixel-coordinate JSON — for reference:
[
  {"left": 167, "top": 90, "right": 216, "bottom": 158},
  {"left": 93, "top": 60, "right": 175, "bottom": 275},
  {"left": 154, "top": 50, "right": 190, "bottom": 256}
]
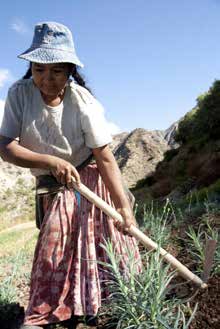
[
  {"left": 0, "top": 302, "right": 24, "bottom": 329},
  {"left": 0, "top": 303, "right": 117, "bottom": 329}
]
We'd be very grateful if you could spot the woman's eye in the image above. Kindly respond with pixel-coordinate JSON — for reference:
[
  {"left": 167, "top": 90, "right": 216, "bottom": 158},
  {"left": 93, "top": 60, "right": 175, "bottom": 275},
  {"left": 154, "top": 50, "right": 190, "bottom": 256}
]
[
  {"left": 35, "top": 68, "right": 44, "bottom": 72},
  {"left": 33, "top": 67, "right": 65, "bottom": 74}
]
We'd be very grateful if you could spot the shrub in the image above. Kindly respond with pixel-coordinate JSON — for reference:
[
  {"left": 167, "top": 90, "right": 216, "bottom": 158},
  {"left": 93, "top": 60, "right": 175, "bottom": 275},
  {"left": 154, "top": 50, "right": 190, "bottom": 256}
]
[
  {"left": 164, "top": 148, "right": 180, "bottom": 162},
  {"left": 175, "top": 107, "right": 198, "bottom": 144},
  {"left": 175, "top": 80, "right": 220, "bottom": 145},
  {"left": 133, "top": 175, "right": 156, "bottom": 190},
  {"left": 99, "top": 239, "right": 197, "bottom": 329},
  {"left": 185, "top": 179, "right": 220, "bottom": 205}
]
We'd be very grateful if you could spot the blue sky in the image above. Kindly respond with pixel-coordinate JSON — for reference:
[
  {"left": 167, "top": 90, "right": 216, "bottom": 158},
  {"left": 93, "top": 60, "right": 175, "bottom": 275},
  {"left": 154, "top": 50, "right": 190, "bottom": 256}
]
[{"left": 1, "top": 0, "right": 220, "bottom": 133}]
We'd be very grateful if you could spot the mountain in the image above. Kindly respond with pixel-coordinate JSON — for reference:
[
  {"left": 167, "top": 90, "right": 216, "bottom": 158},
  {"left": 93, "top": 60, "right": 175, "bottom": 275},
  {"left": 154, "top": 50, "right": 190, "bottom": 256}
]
[
  {"left": 132, "top": 80, "right": 220, "bottom": 204},
  {"left": 111, "top": 128, "right": 170, "bottom": 188}
]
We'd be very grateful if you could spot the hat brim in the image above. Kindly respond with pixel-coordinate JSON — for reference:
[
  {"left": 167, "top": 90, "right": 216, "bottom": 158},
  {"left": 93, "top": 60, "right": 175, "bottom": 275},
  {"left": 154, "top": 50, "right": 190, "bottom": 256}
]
[{"left": 18, "top": 47, "right": 84, "bottom": 68}]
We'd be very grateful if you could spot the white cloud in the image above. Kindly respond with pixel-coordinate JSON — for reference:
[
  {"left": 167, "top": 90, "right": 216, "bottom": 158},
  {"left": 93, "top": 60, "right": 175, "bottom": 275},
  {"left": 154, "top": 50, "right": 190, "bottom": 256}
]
[
  {"left": 0, "top": 69, "right": 11, "bottom": 88},
  {"left": 0, "top": 99, "right": 5, "bottom": 126},
  {"left": 108, "top": 121, "right": 122, "bottom": 135},
  {"left": 11, "top": 19, "right": 29, "bottom": 35}
]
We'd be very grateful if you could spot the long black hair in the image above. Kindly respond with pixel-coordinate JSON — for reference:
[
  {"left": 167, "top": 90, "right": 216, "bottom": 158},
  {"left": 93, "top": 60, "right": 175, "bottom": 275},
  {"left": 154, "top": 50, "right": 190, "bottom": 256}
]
[{"left": 22, "top": 62, "right": 92, "bottom": 93}]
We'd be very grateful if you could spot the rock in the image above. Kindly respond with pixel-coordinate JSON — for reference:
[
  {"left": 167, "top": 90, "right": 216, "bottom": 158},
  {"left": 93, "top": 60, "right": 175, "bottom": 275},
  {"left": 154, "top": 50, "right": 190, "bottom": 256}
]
[
  {"left": 164, "top": 121, "right": 180, "bottom": 148},
  {"left": 111, "top": 128, "right": 169, "bottom": 188}
]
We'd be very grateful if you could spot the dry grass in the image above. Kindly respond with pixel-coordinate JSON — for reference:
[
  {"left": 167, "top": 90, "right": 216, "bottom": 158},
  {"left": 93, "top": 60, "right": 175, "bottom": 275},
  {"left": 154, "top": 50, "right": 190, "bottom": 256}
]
[{"left": 0, "top": 224, "right": 37, "bottom": 257}]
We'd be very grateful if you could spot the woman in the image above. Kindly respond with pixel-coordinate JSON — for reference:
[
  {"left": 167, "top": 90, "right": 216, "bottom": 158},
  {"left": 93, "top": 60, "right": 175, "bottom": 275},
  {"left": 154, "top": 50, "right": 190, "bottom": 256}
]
[{"left": 0, "top": 22, "right": 141, "bottom": 329}]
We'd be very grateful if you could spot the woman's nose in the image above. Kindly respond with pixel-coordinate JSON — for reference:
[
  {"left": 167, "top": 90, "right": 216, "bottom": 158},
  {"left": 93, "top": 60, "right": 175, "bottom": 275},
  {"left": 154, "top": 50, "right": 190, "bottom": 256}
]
[{"left": 44, "top": 71, "right": 54, "bottom": 81}]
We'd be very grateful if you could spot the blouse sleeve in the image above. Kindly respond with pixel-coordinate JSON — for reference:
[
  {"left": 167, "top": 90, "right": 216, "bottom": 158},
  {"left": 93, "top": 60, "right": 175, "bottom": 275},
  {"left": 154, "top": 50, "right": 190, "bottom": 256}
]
[
  {"left": 73, "top": 84, "right": 113, "bottom": 149},
  {"left": 0, "top": 82, "right": 23, "bottom": 140}
]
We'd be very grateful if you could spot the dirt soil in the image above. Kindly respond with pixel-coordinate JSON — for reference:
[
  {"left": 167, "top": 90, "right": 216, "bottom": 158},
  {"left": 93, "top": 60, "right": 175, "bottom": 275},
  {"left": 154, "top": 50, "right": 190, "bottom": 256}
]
[
  {"left": 1, "top": 275, "right": 219, "bottom": 329},
  {"left": 189, "top": 275, "right": 220, "bottom": 329},
  {"left": 169, "top": 219, "right": 220, "bottom": 328}
]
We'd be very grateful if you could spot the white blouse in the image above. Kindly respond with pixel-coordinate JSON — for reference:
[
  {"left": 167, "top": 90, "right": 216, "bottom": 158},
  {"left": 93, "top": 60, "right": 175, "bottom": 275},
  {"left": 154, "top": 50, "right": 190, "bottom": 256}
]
[{"left": 0, "top": 79, "right": 112, "bottom": 176}]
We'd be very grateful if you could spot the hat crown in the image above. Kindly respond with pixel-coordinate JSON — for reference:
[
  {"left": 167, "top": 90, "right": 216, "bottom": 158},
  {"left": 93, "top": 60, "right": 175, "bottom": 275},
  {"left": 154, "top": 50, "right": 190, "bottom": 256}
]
[
  {"left": 31, "top": 22, "right": 75, "bottom": 51},
  {"left": 18, "top": 21, "right": 83, "bottom": 67}
]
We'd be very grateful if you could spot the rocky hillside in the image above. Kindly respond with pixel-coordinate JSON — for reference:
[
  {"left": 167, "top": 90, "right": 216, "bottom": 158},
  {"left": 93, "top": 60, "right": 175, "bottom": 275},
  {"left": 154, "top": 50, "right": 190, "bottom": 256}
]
[
  {"left": 0, "top": 158, "right": 35, "bottom": 230},
  {"left": 134, "top": 142, "right": 220, "bottom": 202},
  {"left": 112, "top": 128, "right": 169, "bottom": 188},
  {"left": 0, "top": 157, "right": 34, "bottom": 192},
  {"left": 133, "top": 80, "right": 220, "bottom": 206}
]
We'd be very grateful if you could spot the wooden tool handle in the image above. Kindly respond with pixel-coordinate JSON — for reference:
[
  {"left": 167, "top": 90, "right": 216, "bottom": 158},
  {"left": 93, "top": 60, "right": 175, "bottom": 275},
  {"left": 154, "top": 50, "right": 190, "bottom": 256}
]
[
  {"left": 202, "top": 239, "right": 217, "bottom": 282},
  {"left": 72, "top": 178, "right": 207, "bottom": 289}
]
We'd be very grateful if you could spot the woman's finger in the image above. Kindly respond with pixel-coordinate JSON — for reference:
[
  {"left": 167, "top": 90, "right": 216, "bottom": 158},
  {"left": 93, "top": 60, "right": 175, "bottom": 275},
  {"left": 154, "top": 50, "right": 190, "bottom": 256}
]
[
  {"left": 50, "top": 168, "right": 61, "bottom": 183},
  {"left": 114, "top": 219, "right": 130, "bottom": 235},
  {"left": 60, "top": 172, "right": 67, "bottom": 185},
  {"left": 66, "top": 168, "right": 73, "bottom": 187},
  {"left": 71, "top": 167, "right": 81, "bottom": 186}
]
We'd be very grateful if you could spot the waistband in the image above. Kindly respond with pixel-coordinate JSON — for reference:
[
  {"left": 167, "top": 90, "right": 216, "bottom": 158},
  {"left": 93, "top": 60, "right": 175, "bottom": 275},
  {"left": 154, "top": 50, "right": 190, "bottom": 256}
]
[
  {"left": 36, "top": 154, "right": 94, "bottom": 195},
  {"left": 36, "top": 175, "right": 64, "bottom": 195}
]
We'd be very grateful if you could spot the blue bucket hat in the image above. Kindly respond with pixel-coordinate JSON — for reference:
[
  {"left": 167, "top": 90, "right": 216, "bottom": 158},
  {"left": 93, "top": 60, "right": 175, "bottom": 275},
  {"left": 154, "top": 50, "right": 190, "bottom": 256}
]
[{"left": 18, "top": 21, "right": 84, "bottom": 67}]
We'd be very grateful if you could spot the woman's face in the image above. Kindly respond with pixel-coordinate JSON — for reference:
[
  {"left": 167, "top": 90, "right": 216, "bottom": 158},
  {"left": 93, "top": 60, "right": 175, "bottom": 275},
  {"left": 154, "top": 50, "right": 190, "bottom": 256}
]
[{"left": 31, "top": 63, "right": 70, "bottom": 97}]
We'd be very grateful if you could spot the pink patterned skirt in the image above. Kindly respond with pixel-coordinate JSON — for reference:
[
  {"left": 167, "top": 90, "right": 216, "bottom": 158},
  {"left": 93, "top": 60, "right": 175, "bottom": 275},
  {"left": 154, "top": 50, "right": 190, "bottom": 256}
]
[{"left": 24, "top": 164, "right": 142, "bottom": 326}]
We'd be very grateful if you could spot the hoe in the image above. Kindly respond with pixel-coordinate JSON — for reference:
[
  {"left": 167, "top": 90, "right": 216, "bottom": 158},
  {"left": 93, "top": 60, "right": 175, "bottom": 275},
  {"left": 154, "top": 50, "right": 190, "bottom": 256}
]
[{"left": 71, "top": 178, "right": 217, "bottom": 290}]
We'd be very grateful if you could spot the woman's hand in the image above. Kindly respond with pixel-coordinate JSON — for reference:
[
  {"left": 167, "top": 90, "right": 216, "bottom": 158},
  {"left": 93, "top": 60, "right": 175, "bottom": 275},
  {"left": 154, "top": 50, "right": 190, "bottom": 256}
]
[
  {"left": 48, "top": 155, "right": 81, "bottom": 187},
  {"left": 115, "top": 207, "right": 137, "bottom": 233},
  {"left": 0, "top": 138, "right": 80, "bottom": 187}
]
